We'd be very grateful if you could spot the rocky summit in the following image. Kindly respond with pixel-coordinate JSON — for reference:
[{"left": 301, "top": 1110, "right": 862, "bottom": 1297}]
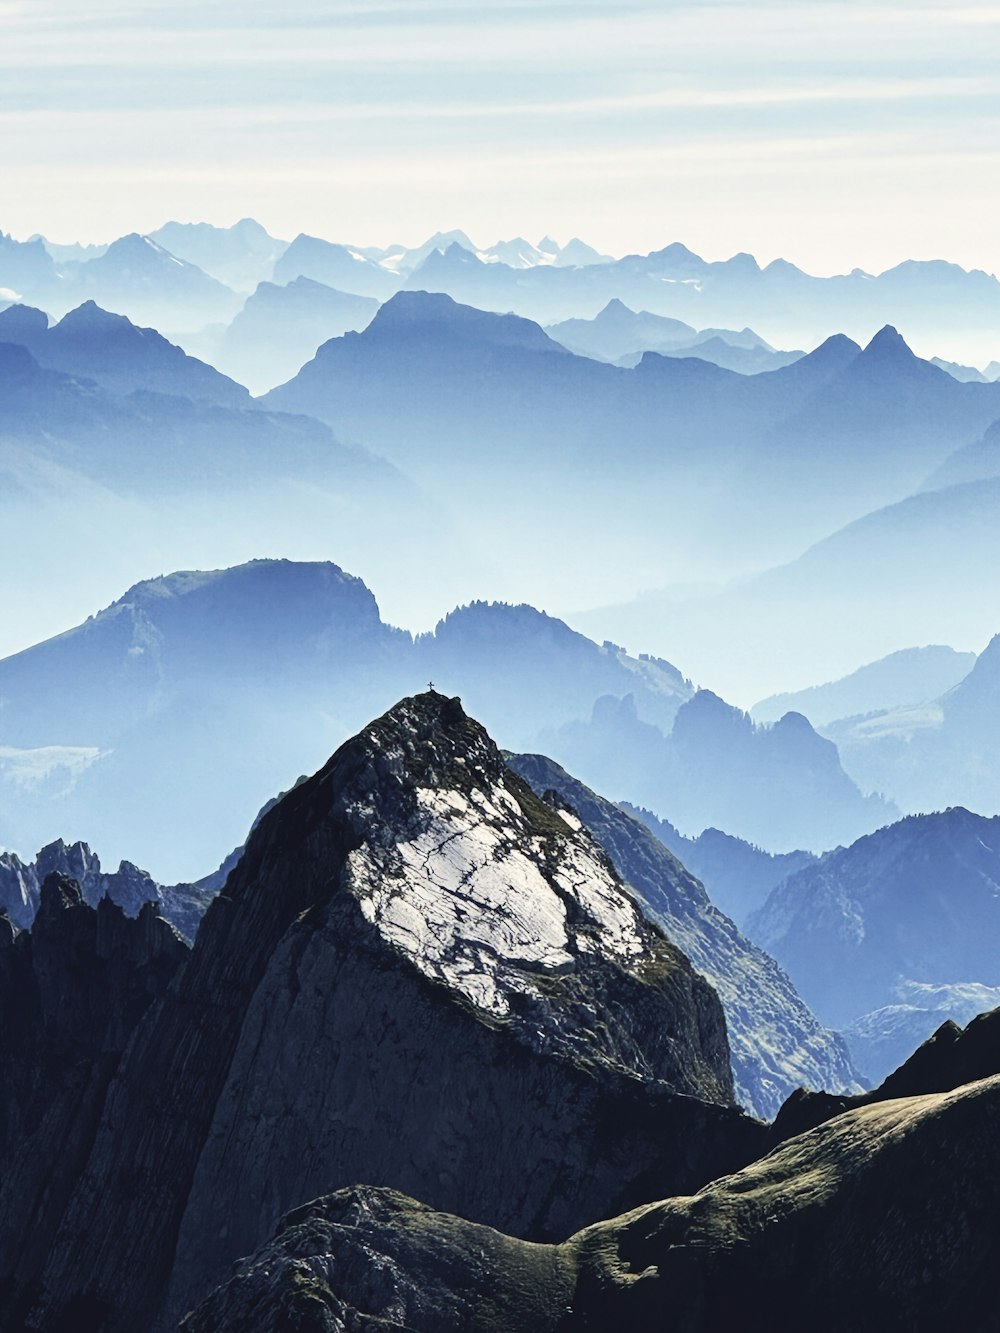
[{"left": 3, "top": 693, "right": 764, "bottom": 1332}]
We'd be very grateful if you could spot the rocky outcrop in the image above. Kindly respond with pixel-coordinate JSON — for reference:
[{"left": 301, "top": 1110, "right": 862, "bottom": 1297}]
[
  {"left": 182, "top": 1070, "right": 1000, "bottom": 1333},
  {"left": 0, "top": 837, "right": 218, "bottom": 941},
  {"left": 508, "top": 753, "right": 860, "bottom": 1118},
  {"left": 0, "top": 876, "right": 187, "bottom": 1328},
  {"left": 11, "top": 694, "right": 765, "bottom": 1332}
]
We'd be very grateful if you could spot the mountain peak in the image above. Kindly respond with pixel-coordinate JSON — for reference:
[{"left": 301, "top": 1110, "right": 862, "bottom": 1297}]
[
  {"left": 0, "top": 302, "right": 49, "bottom": 345},
  {"left": 365, "top": 289, "right": 561, "bottom": 353},
  {"left": 596, "top": 297, "right": 635, "bottom": 319},
  {"left": 860, "top": 324, "right": 917, "bottom": 361},
  {"left": 54, "top": 299, "right": 132, "bottom": 333}
]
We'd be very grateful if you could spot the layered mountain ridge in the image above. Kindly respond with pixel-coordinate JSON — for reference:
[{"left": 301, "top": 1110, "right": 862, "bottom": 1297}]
[{"left": 1, "top": 693, "right": 767, "bottom": 1331}]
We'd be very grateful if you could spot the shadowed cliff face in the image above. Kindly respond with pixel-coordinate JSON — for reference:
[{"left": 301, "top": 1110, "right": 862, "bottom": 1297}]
[
  {"left": 182, "top": 1068, "right": 1000, "bottom": 1333},
  {"left": 8, "top": 694, "right": 765, "bottom": 1332},
  {"left": 0, "top": 876, "right": 187, "bottom": 1329}
]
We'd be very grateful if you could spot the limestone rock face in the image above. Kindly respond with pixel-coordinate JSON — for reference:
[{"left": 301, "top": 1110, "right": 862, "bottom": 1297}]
[
  {"left": 184, "top": 1072, "right": 1000, "bottom": 1333},
  {"left": 11, "top": 694, "right": 763, "bottom": 1332}
]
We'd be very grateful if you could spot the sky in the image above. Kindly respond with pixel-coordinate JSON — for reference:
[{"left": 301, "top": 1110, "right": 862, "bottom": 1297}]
[{"left": 3, "top": 1, "right": 1000, "bottom": 276}]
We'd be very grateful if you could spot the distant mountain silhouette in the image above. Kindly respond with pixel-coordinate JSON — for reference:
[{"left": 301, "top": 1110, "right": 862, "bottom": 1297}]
[
  {"left": 62, "top": 233, "right": 243, "bottom": 329},
  {"left": 753, "top": 645, "right": 976, "bottom": 727},
  {"left": 148, "top": 218, "right": 288, "bottom": 292},
  {"left": 398, "top": 240, "right": 1000, "bottom": 354},
  {"left": 210, "top": 277, "right": 379, "bottom": 391},
  {"left": 0, "top": 300, "right": 251, "bottom": 407},
  {"left": 577, "top": 469, "right": 1000, "bottom": 702},
  {"left": 0, "top": 562, "right": 696, "bottom": 880},
  {"left": 747, "top": 808, "right": 1000, "bottom": 1070},
  {"left": 545, "top": 690, "right": 896, "bottom": 853},
  {"left": 0, "top": 229, "right": 59, "bottom": 293},
  {"left": 273, "top": 233, "right": 399, "bottom": 300},
  {"left": 827, "top": 629, "right": 1000, "bottom": 819},
  {"left": 923, "top": 416, "right": 1000, "bottom": 489},
  {"left": 621, "top": 803, "right": 816, "bottom": 925},
  {"left": 548, "top": 298, "right": 697, "bottom": 358},
  {"left": 548, "top": 299, "right": 802, "bottom": 373}
]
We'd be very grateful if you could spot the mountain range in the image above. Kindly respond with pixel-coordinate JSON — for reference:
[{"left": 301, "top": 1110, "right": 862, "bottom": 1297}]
[
  {"left": 752, "top": 644, "right": 977, "bottom": 727},
  {"left": 825, "top": 629, "right": 1000, "bottom": 819},
  {"left": 0, "top": 558, "right": 891, "bottom": 883},
  {"left": 0, "top": 693, "right": 772, "bottom": 1330},
  {"left": 0, "top": 300, "right": 250, "bottom": 408},
  {"left": 547, "top": 298, "right": 803, "bottom": 373},
  {"left": 263, "top": 294, "right": 1000, "bottom": 622},
  {"left": 3, "top": 693, "right": 997, "bottom": 1330},
  {"left": 745, "top": 806, "right": 1000, "bottom": 1077},
  {"left": 544, "top": 689, "right": 896, "bottom": 854}
]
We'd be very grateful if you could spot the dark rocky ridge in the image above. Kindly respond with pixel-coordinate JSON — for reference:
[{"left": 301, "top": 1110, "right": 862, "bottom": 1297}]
[
  {"left": 182, "top": 1068, "right": 1000, "bottom": 1332},
  {"left": 508, "top": 753, "right": 860, "bottom": 1118},
  {"left": 0, "top": 876, "right": 187, "bottom": 1330},
  {"left": 0, "top": 837, "right": 217, "bottom": 940},
  {"left": 771, "top": 1004, "right": 1000, "bottom": 1142},
  {"left": 10, "top": 694, "right": 765, "bottom": 1331}
]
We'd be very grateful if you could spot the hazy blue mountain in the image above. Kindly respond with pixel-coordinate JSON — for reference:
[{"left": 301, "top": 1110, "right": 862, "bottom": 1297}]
[
  {"left": 0, "top": 330, "right": 477, "bottom": 660},
  {"left": 211, "top": 277, "right": 379, "bottom": 391},
  {"left": 0, "top": 229, "right": 59, "bottom": 295},
  {"left": 0, "top": 338, "right": 363, "bottom": 492},
  {"left": 148, "top": 218, "right": 288, "bottom": 292},
  {"left": 753, "top": 645, "right": 976, "bottom": 727},
  {"left": 620, "top": 334, "right": 802, "bottom": 375},
  {"left": 548, "top": 297, "right": 696, "bottom": 358},
  {"left": 0, "top": 561, "right": 411, "bottom": 879},
  {"left": 842, "top": 981, "right": 1000, "bottom": 1083},
  {"left": 0, "top": 300, "right": 251, "bottom": 407},
  {"left": 621, "top": 803, "right": 816, "bottom": 925},
  {"left": 827, "top": 629, "right": 1000, "bottom": 820},
  {"left": 545, "top": 690, "right": 896, "bottom": 854},
  {"left": 922, "top": 416, "right": 1000, "bottom": 489},
  {"left": 400, "top": 240, "right": 1000, "bottom": 358},
  {"left": 273, "top": 233, "right": 400, "bottom": 300},
  {"left": 548, "top": 299, "right": 801, "bottom": 373},
  {"left": 418, "top": 600, "right": 692, "bottom": 741},
  {"left": 33, "top": 236, "right": 109, "bottom": 264},
  {"left": 930, "top": 355, "right": 989, "bottom": 383},
  {"left": 746, "top": 808, "right": 1000, "bottom": 1033},
  {"left": 577, "top": 471, "right": 1000, "bottom": 703},
  {"left": 364, "top": 229, "right": 479, "bottom": 274},
  {"left": 267, "top": 295, "right": 992, "bottom": 616},
  {"left": 545, "top": 235, "right": 611, "bottom": 266},
  {"left": 60, "top": 232, "right": 243, "bottom": 330},
  {"left": 0, "top": 562, "right": 696, "bottom": 881}
]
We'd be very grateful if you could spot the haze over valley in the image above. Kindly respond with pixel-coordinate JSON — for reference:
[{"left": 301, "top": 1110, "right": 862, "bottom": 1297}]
[{"left": 5, "top": 2, "right": 1000, "bottom": 1325}]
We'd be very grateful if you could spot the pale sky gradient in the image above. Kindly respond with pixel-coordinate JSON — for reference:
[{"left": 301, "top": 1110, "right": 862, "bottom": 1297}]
[{"left": 3, "top": 0, "right": 1000, "bottom": 274}]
